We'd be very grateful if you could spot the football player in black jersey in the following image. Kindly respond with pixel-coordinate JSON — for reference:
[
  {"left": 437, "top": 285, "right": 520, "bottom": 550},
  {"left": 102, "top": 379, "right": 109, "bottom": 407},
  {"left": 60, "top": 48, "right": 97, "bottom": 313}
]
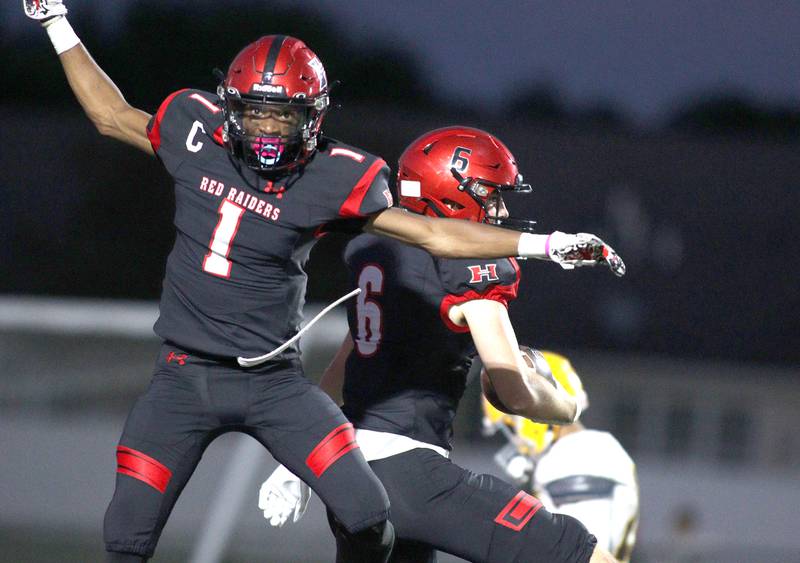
[
  {"left": 260, "top": 127, "right": 619, "bottom": 562},
  {"left": 26, "top": 2, "right": 625, "bottom": 561}
]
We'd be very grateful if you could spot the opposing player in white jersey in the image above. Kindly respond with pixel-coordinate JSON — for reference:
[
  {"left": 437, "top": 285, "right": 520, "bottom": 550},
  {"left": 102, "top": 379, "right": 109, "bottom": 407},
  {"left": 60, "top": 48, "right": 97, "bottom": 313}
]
[{"left": 483, "top": 352, "right": 639, "bottom": 563}]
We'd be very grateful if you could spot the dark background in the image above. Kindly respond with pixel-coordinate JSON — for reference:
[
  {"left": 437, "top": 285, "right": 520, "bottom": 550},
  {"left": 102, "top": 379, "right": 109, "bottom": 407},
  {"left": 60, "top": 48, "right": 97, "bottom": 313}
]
[{"left": 2, "top": 1, "right": 799, "bottom": 366}]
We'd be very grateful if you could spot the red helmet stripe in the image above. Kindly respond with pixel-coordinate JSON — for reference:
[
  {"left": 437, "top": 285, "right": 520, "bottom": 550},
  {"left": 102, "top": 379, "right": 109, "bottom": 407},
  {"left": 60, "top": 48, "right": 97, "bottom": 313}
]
[{"left": 262, "top": 35, "right": 287, "bottom": 83}]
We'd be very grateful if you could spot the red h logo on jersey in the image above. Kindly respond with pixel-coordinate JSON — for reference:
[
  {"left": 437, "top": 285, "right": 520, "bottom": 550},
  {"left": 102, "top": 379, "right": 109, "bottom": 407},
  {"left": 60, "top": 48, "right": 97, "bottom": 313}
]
[{"left": 467, "top": 264, "right": 499, "bottom": 283}]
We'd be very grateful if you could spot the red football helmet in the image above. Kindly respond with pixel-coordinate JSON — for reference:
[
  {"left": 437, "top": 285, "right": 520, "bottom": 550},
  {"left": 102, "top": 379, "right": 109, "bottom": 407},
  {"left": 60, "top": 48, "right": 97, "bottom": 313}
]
[
  {"left": 218, "top": 35, "right": 330, "bottom": 173},
  {"left": 397, "top": 127, "right": 535, "bottom": 231}
]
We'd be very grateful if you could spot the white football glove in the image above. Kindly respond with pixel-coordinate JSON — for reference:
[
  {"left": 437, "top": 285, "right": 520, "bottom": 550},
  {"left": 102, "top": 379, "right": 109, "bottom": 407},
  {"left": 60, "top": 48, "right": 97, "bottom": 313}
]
[
  {"left": 23, "top": 0, "right": 67, "bottom": 21},
  {"left": 258, "top": 465, "right": 310, "bottom": 527},
  {"left": 547, "top": 231, "right": 626, "bottom": 277}
]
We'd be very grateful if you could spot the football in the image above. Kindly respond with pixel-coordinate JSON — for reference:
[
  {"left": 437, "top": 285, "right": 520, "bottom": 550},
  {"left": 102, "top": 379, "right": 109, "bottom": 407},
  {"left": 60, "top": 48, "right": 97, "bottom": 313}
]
[{"left": 480, "top": 367, "right": 513, "bottom": 413}]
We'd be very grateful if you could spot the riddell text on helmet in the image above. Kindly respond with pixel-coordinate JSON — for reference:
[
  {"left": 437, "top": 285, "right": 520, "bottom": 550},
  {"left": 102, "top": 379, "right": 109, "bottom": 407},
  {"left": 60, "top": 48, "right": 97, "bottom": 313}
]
[{"left": 198, "top": 176, "right": 281, "bottom": 221}]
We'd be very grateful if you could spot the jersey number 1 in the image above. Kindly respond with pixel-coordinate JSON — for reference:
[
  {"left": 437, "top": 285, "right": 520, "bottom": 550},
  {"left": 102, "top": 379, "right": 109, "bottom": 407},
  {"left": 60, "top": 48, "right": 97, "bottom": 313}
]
[
  {"left": 203, "top": 200, "right": 245, "bottom": 277},
  {"left": 355, "top": 264, "right": 384, "bottom": 356}
]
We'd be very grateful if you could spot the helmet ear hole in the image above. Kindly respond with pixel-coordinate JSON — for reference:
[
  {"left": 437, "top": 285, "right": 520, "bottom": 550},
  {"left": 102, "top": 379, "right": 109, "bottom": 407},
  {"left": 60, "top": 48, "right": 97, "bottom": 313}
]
[{"left": 441, "top": 199, "right": 465, "bottom": 212}]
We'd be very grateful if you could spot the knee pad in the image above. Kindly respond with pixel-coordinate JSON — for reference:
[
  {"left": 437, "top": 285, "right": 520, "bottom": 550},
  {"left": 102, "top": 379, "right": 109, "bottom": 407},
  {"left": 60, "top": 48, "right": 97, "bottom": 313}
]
[
  {"left": 331, "top": 514, "right": 395, "bottom": 563},
  {"left": 389, "top": 539, "right": 437, "bottom": 563},
  {"left": 524, "top": 512, "right": 597, "bottom": 563}
]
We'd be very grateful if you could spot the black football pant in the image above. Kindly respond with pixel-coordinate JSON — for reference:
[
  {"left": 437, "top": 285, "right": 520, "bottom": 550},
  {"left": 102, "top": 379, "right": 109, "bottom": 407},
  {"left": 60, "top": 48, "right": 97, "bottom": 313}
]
[
  {"left": 104, "top": 343, "right": 389, "bottom": 559},
  {"left": 366, "top": 448, "right": 597, "bottom": 563}
]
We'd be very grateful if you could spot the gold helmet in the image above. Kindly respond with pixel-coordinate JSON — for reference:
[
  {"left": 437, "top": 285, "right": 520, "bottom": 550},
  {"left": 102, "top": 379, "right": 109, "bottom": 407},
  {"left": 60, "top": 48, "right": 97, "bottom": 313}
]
[{"left": 481, "top": 350, "right": 588, "bottom": 457}]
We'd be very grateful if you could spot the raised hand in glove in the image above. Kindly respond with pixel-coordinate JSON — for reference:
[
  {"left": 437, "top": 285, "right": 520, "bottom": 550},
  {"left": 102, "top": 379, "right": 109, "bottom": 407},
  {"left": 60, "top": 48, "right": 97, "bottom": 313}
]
[
  {"left": 547, "top": 231, "right": 626, "bottom": 277},
  {"left": 258, "top": 464, "right": 310, "bottom": 527},
  {"left": 23, "top": 0, "right": 67, "bottom": 21},
  {"left": 24, "top": 0, "right": 79, "bottom": 55}
]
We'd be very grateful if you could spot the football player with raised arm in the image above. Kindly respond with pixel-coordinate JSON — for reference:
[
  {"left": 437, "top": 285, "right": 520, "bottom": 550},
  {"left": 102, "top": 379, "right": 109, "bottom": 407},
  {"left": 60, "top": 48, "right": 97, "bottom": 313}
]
[
  {"left": 260, "top": 127, "right": 620, "bottom": 562},
  {"left": 25, "top": 1, "right": 624, "bottom": 561},
  {"left": 483, "top": 352, "right": 639, "bottom": 563}
]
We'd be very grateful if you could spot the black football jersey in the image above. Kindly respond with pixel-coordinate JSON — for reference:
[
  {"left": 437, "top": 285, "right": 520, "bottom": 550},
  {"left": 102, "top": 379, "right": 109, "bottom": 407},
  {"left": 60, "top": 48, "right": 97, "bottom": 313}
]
[
  {"left": 341, "top": 233, "right": 520, "bottom": 450},
  {"left": 145, "top": 89, "right": 393, "bottom": 358}
]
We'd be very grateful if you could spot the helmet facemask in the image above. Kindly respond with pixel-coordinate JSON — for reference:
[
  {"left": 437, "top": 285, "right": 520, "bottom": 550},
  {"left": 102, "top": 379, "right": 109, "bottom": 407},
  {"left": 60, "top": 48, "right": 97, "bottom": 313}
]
[
  {"left": 450, "top": 168, "right": 537, "bottom": 232},
  {"left": 219, "top": 85, "right": 329, "bottom": 174}
]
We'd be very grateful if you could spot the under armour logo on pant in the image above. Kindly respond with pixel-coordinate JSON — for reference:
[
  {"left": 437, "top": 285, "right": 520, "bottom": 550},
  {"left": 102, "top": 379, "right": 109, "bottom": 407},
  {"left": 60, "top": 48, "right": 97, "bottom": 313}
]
[{"left": 166, "top": 351, "right": 188, "bottom": 365}]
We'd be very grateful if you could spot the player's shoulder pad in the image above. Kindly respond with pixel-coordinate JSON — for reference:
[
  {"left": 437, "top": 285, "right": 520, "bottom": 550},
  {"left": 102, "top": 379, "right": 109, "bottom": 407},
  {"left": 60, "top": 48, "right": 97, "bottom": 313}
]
[
  {"left": 438, "top": 256, "right": 521, "bottom": 300},
  {"left": 317, "top": 137, "right": 393, "bottom": 219},
  {"left": 317, "top": 137, "right": 383, "bottom": 169},
  {"left": 147, "top": 89, "right": 224, "bottom": 153},
  {"left": 537, "top": 430, "right": 636, "bottom": 486},
  {"left": 160, "top": 89, "right": 223, "bottom": 120},
  {"left": 544, "top": 474, "right": 618, "bottom": 505}
]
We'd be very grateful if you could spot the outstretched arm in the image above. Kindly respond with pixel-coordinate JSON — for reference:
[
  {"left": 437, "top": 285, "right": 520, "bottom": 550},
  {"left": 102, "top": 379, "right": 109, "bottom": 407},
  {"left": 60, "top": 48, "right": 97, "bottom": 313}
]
[
  {"left": 451, "top": 299, "right": 577, "bottom": 424},
  {"left": 25, "top": 1, "right": 153, "bottom": 154},
  {"left": 365, "top": 207, "right": 522, "bottom": 259},
  {"left": 365, "top": 208, "right": 626, "bottom": 276}
]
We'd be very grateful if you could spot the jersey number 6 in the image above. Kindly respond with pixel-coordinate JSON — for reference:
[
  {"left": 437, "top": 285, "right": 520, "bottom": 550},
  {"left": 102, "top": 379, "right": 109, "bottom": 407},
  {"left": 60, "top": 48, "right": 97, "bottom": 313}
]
[{"left": 354, "top": 264, "right": 384, "bottom": 356}]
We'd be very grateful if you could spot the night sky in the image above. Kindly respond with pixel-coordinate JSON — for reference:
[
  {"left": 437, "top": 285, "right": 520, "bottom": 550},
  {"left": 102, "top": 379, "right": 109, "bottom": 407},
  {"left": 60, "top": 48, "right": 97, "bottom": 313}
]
[{"left": 5, "top": 0, "right": 799, "bottom": 123}]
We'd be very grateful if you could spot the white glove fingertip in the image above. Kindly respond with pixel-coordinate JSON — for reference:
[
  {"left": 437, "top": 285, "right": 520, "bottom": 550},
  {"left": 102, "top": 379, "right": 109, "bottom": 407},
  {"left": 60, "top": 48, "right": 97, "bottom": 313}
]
[
  {"left": 258, "top": 486, "right": 273, "bottom": 510},
  {"left": 273, "top": 504, "right": 289, "bottom": 527}
]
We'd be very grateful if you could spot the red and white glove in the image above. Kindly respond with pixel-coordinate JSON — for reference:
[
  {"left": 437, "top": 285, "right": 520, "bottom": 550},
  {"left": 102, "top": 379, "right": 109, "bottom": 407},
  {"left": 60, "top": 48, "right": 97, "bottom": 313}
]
[
  {"left": 23, "top": 0, "right": 67, "bottom": 21},
  {"left": 518, "top": 231, "right": 626, "bottom": 277},
  {"left": 24, "top": 0, "right": 79, "bottom": 55},
  {"left": 547, "top": 231, "right": 626, "bottom": 276}
]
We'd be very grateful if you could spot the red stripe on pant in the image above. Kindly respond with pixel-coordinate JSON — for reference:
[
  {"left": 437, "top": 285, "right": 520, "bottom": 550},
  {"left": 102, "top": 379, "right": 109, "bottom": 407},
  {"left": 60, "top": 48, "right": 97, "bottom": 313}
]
[
  {"left": 306, "top": 422, "right": 359, "bottom": 478},
  {"left": 116, "top": 446, "right": 173, "bottom": 494},
  {"left": 494, "top": 490, "right": 543, "bottom": 531}
]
